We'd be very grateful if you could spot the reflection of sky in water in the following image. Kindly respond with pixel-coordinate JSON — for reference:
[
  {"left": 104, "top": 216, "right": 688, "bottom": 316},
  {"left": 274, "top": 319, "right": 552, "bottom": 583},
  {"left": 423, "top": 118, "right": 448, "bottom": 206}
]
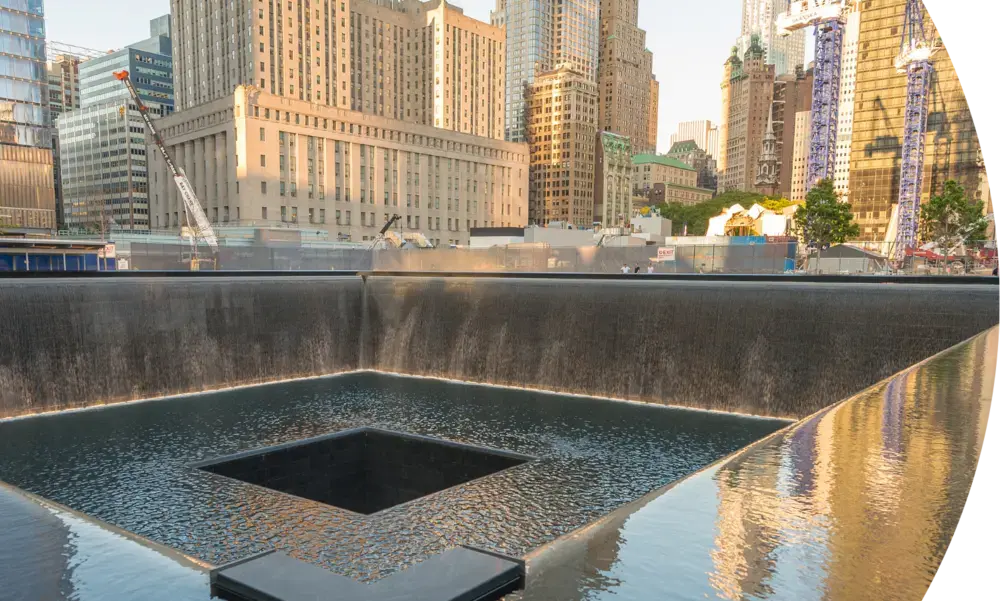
[{"left": 54, "top": 506, "right": 207, "bottom": 601}]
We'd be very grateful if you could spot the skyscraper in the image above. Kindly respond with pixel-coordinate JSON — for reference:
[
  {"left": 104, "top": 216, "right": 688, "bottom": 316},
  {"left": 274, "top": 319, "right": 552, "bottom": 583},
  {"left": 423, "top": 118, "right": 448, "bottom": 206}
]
[
  {"left": 769, "top": 66, "right": 812, "bottom": 199},
  {"left": 58, "top": 17, "right": 174, "bottom": 233},
  {"left": 834, "top": 3, "right": 862, "bottom": 199},
  {"left": 719, "top": 38, "right": 775, "bottom": 193},
  {"left": 670, "top": 120, "right": 720, "bottom": 159},
  {"left": 0, "top": 0, "right": 55, "bottom": 231},
  {"left": 493, "top": 0, "right": 599, "bottom": 142},
  {"left": 849, "top": 0, "right": 981, "bottom": 242},
  {"left": 738, "top": 0, "right": 806, "bottom": 77},
  {"left": 173, "top": 0, "right": 506, "bottom": 140},
  {"left": 527, "top": 65, "right": 597, "bottom": 227},
  {"left": 597, "top": 0, "right": 657, "bottom": 153},
  {"left": 47, "top": 54, "right": 84, "bottom": 229},
  {"left": 151, "top": 0, "right": 528, "bottom": 245}
]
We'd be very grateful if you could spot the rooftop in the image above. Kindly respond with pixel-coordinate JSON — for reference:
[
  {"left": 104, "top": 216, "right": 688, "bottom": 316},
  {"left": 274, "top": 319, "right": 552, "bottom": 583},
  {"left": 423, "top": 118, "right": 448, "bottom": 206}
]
[{"left": 632, "top": 154, "right": 695, "bottom": 171}]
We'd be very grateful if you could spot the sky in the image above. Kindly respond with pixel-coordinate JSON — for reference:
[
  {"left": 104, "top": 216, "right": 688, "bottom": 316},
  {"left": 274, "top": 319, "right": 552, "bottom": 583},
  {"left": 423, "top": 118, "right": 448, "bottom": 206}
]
[{"left": 45, "top": 0, "right": 755, "bottom": 153}]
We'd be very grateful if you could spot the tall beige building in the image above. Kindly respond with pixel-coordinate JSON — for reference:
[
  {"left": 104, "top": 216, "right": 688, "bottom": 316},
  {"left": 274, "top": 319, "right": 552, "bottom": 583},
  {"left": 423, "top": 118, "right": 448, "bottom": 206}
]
[
  {"left": 597, "top": 0, "right": 657, "bottom": 153},
  {"left": 171, "top": 0, "right": 506, "bottom": 140},
  {"left": 154, "top": 0, "right": 528, "bottom": 245},
  {"left": 648, "top": 78, "right": 659, "bottom": 152},
  {"left": 527, "top": 66, "right": 598, "bottom": 227},
  {"left": 719, "top": 37, "right": 775, "bottom": 193}
]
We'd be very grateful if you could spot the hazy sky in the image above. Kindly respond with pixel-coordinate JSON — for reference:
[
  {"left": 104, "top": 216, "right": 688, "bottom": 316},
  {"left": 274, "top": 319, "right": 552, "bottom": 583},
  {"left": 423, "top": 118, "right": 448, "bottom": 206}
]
[{"left": 46, "top": 0, "right": 757, "bottom": 153}]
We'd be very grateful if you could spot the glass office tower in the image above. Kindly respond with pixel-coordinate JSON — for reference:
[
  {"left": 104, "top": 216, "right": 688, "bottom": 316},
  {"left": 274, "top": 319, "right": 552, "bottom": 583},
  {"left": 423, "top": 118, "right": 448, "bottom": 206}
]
[{"left": 0, "top": 0, "right": 49, "bottom": 147}]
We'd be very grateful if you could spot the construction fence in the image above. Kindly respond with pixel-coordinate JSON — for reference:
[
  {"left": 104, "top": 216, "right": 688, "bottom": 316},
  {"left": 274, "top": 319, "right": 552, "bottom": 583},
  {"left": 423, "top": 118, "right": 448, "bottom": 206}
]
[{"left": 111, "top": 239, "right": 998, "bottom": 275}]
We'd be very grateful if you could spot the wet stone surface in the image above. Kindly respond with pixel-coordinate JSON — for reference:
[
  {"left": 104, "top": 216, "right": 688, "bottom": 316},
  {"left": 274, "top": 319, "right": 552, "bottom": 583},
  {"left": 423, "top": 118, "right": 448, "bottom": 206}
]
[{"left": 0, "top": 373, "right": 785, "bottom": 582}]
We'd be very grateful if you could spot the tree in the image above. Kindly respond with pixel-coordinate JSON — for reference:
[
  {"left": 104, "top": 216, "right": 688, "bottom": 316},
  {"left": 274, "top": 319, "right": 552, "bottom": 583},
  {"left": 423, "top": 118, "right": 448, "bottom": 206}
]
[
  {"left": 759, "top": 198, "right": 798, "bottom": 212},
  {"left": 794, "top": 179, "right": 859, "bottom": 249},
  {"left": 919, "top": 180, "right": 987, "bottom": 250}
]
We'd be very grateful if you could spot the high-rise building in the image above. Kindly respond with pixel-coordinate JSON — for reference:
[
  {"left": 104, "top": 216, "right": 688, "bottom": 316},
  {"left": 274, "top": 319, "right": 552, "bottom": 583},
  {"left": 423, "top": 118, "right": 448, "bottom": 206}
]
[
  {"left": 47, "top": 55, "right": 83, "bottom": 229},
  {"left": 58, "top": 18, "right": 174, "bottom": 233},
  {"left": 152, "top": 0, "right": 528, "bottom": 245},
  {"left": 834, "top": 3, "right": 862, "bottom": 199},
  {"left": 769, "top": 65, "right": 812, "bottom": 199},
  {"left": 594, "top": 131, "right": 632, "bottom": 227},
  {"left": 669, "top": 120, "right": 719, "bottom": 159},
  {"left": 648, "top": 78, "right": 659, "bottom": 152},
  {"left": 173, "top": 0, "right": 505, "bottom": 140},
  {"left": 0, "top": 0, "right": 55, "bottom": 231},
  {"left": 527, "top": 66, "right": 597, "bottom": 227},
  {"left": 719, "top": 37, "right": 775, "bottom": 193},
  {"left": 849, "top": 0, "right": 981, "bottom": 242},
  {"left": 737, "top": 0, "right": 807, "bottom": 77},
  {"left": 597, "top": 0, "right": 657, "bottom": 153},
  {"left": 790, "top": 109, "right": 811, "bottom": 201},
  {"left": 493, "top": 0, "right": 599, "bottom": 142}
]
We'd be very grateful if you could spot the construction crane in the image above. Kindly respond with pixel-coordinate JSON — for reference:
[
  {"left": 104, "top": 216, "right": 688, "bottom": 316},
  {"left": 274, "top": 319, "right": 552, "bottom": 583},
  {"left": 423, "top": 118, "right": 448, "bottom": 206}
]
[
  {"left": 113, "top": 70, "right": 219, "bottom": 269},
  {"left": 368, "top": 214, "right": 402, "bottom": 250},
  {"left": 892, "top": 0, "right": 938, "bottom": 264},
  {"left": 777, "top": 1, "right": 850, "bottom": 191}
]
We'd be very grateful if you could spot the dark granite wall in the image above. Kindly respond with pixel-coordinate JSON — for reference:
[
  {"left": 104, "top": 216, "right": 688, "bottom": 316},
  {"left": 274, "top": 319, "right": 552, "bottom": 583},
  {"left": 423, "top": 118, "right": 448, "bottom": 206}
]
[
  {"left": 0, "top": 277, "right": 363, "bottom": 418},
  {"left": 364, "top": 277, "right": 999, "bottom": 418},
  {"left": 1, "top": 275, "right": 996, "bottom": 420}
]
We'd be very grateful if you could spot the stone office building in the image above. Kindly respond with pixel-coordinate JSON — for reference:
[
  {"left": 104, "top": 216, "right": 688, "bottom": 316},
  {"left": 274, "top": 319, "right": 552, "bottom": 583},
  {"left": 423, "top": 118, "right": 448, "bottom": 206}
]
[{"left": 147, "top": 87, "right": 529, "bottom": 246}]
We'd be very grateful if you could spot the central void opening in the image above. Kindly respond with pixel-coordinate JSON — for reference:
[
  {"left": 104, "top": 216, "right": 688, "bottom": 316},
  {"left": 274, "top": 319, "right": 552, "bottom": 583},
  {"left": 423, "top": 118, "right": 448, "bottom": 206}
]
[{"left": 196, "top": 427, "right": 531, "bottom": 515}]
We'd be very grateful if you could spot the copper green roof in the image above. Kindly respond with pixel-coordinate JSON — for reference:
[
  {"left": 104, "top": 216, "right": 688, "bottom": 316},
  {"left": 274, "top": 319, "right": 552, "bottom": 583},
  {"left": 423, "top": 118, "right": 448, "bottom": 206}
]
[{"left": 632, "top": 154, "right": 695, "bottom": 171}]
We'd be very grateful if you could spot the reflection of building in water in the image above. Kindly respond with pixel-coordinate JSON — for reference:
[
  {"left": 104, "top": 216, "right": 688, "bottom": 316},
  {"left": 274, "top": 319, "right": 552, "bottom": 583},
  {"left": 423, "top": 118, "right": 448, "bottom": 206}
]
[
  {"left": 708, "top": 327, "right": 996, "bottom": 601},
  {"left": 709, "top": 452, "right": 784, "bottom": 599}
]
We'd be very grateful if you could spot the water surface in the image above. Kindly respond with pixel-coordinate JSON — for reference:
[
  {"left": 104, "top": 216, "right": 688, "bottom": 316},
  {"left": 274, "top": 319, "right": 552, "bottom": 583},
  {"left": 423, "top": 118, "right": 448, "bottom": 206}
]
[{"left": 0, "top": 373, "right": 785, "bottom": 582}]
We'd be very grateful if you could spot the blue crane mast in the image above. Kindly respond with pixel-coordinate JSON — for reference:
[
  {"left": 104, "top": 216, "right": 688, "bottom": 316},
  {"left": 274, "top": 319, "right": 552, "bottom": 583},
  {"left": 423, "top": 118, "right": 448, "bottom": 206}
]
[
  {"left": 892, "top": 0, "right": 937, "bottom": 263},
  {"left": 778, "top": 1, "right": 850, "bottom": 191}
]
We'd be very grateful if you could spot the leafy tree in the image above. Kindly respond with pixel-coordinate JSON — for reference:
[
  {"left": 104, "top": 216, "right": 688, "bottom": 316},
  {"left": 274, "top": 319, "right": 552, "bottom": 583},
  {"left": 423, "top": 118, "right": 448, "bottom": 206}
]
[
  {"left": 759, "top": 198, "right": 798, "bottom": 212},
  {"left": 919, "top": 180, "right": 987, "bottom": 250},
  {"left": 794, "top": 179, "right": 859, "bottom": 249}
]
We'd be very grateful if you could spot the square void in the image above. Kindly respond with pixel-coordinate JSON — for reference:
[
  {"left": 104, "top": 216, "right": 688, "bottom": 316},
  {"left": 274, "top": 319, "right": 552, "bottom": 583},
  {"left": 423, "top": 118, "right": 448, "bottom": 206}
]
[{"left": 194, "top": 428, "right": 531, "bottom": 515}]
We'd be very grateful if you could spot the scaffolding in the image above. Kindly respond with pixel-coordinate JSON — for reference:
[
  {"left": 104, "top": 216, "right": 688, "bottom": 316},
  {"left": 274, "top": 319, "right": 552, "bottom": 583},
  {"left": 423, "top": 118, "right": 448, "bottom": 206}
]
[
  {"left": 778, "top": 1, "right": 850, "bottom": 191},
  {"left": 893, "top": 0, "right": 938, "bottom": 262}
]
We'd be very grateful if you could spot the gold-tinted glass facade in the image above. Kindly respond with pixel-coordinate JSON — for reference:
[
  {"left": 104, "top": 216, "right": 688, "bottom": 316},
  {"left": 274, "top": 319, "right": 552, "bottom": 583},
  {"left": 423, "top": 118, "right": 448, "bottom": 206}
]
[{"left": 849, "top": 0, "right": 980, "bottom": 242}]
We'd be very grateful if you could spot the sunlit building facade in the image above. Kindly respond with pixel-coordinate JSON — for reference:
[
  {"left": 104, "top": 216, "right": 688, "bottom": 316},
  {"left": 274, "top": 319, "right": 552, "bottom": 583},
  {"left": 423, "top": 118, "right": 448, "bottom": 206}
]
[
  {"left": 173, "top": 0, "right": 505, "bottom": 141},
  {"left": 849, "top": 0, "right": 982, "bottom": 242},
  {"left": 719, "top": 37, "right": 775, "bottom": 193},
  {"left": 0, "top": 0, "right": 55, "bottom": 230},
  {"left": 492, "top": 0, "right": 598, "bottom": 143},
  {"left": 57, "top": 18, "right": 174, "bottom": 233},
  {"left": 527, "top": 66, "right": 597, "bottom": 227},
  {"left": 737, "top": 0, "right": 806, "bottom": 77},
  {"left": 597, "top": 0, "right": 657, "bottom": 153},
  {"left": 147, "top": 86, "right": 528, "bottom": 246}
]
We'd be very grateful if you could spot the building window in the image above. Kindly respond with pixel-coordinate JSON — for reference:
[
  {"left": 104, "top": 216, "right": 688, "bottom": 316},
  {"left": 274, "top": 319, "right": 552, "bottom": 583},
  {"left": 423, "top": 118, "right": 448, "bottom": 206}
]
[
  {"left": 261, "top": 181, "right": 267, "bottom": 194},
  {"left": 260, "top": 128, "right": 266, "bottom": 141},
  {"left": 261, "top": 207, "right": 268, "bottom": 220}
]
